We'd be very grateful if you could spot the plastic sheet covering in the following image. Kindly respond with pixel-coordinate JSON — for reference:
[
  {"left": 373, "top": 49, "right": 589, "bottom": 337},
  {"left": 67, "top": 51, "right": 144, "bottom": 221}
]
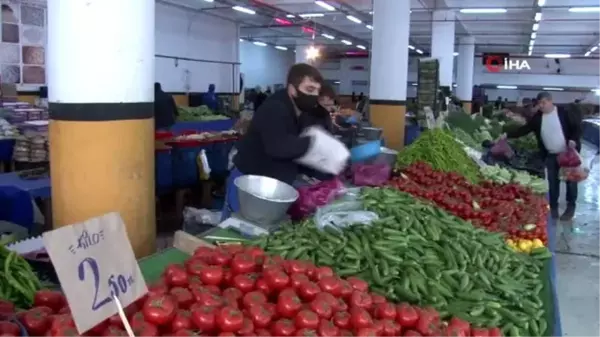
[{"left": 314, "top": 201, "right": 379, "bottom": 231}]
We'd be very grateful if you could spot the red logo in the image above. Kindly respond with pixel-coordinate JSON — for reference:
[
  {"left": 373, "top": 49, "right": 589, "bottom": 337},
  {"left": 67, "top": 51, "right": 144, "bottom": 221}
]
[{"left": 485, "top": 55, "right": 504, "bottom": 73}]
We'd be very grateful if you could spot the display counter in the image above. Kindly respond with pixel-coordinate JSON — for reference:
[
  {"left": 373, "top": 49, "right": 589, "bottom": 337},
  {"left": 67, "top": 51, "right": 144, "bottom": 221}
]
[{"left": 170, "top": 119, "right": 235, "bottom": 134}]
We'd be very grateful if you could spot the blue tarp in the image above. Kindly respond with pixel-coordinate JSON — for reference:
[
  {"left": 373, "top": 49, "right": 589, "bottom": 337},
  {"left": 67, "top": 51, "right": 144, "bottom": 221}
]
[{"left": 170, "top": 119, "right": 235, "bottom": 134}]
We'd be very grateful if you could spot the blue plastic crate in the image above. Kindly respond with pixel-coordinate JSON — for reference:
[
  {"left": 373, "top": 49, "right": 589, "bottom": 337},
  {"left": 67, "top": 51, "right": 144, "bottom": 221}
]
[
  {"left": 155, "top": 148, "right": 173, "bottom": 192},
  {"left": 171, "top": 145, "right": 202, "bottom": 187},
  {"left": 207, "top": 140, "right": 236, "bottom": 174},
  {"left": 0, "top": 139, "right": 15, "bottom": 161},
  {"left": 350, "top": 140, "right": 382, "bottom": 163},
  {"left": 404, "top": 124, "right": 421, "bottom": 146}
]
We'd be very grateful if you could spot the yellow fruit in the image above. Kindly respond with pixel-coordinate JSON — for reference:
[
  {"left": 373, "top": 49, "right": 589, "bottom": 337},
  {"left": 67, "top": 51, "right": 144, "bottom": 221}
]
[
  {"left": 518, "top": 240, "right": 533, "bottom": 253},
  {"left": 506, "top": 239, "right": 514, "bottom": 246},
  {"left": 532, "top": 239, "right": 544, "bottom": 249}
]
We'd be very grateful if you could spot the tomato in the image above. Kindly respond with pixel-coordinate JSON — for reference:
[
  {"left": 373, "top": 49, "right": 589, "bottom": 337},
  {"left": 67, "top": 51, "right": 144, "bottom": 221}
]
[
  {"left": 290, "top": 273, "right": 310, "bottom": 288},
  {"left": 276, "top": 293, "right": 302, "bottom": 318},
  {"left": 129, "top": 311, "right": 147, "bottom": 329},
  {"left": 215, "top": 306, "right": 244, "bottom": 333},
  {"left": 346, "top": 277, "right": 369, "bottom": 292},
  {"left": 255, "top": 328, "right": 271, "bottom": 336},
  {"left": 294, "top": 310, "right": 319, "bottom": 329},
  {"left": 103, "top": 326, "right": 128, "bottom": 336},
  {"left": 185, "top": 259, "right": 207, "bottom": 276},
  {"left": 403, "top": 329, "right": 423, "bottom": 336},
  {"left": 170, "top": 287, "right": 194, "bottom": 309},
  {"left": 199, "top": 266, "right": 224, "bottom": 286},
  {"left": 48, "top": 314, "right": 75, "bottom": 334},
  {"left": 415, "top": 309, "right": 440, "bottom": 336},
  {"left": 255, "top": 278, "right": 272, "bottom": 295},
  {"left": 350, "top": 307, "right": 373, "bottom": 330},
  {"left": 165, "top": 265, "right": 189, "bottom": 287},
  {"left": 285, "top": 260, "right": 308, "bottom": 274},
  {"left": 205, "top": 284, "right": 222, "bottom": 294},
  {"left": 339, "top": 329, "right": 353, "bottom": 337},
  {"left": 314, "top": 292, "right": 337, "bottom": 309},
  {"left": 332, "top": 311, "right": 351, "bottom": 329},
  {"left": 171, "top": 310, "right": 193, "bottom": 332},
  {"left": 442, "top": 325, "right": 469, "bottom": 337},
  {"left": 232, "top": 273, "right": 258, "bottom": 293},
  {"left": 50, "top": 326, "right": 79, "bottom": 336},
  {"left": 85, "top": 320, "right": 108, "bottom": 336},
  {"left": 296, "top": 328, "right": 318, "bottom": 336},
  {"left": 447, "top": 317, "right": 470, "bottom": 335},
  {"left": 488, "top": 327, "right": 502, "bottom": 337},
  {"left": 246, "top": 246, "right": 265, "bottom": 260},
  {"left": 147, "top": 280, "right": 169, "bottom": 297},
  {"left": 349, "top": 291, "right": 373, "bottom": 310},
  {"left": 132, "top": 322, "right": 159, "bottom": 337},
  {"left": 374, "top": 302, "right": 396, "bottom": 320},
  {"left": 263, "top": 269, "right": 290, "bottom": 291},
  {"left": 198, "top": 292, "right": 225, "bottom": 308},
  {"left": 309, "top": 298, "right": 333, "bottom": 320},
  {"left": 396, "top": 303, "right": 419, "bottom": 328},
  {"left": 372, "top": 320, "right": 384, "bottom": 335},
  {"left": 223, "top": 287, "right": 243, "bottom": 302},
  {"left": 172, "top": 329, "right": 199, "bottom": 336},
  {"left": 107, "top": 303, "right": 137, "bottom": 327},
  {"left": 237, "top": 317, "right": 255, "bottom": 336},
  {"left": 22, "top": 309, "right": 50, "bottom": 335},
  {"left": 270, "top": 319, "right": 296, "bottom": 336},
  {"left": 33, "top": 290, "right": 65, "bottom": 312},
  {"left": 231, "top": 253, "right": 257, "bottom": 274},
  {"left": 313, "top": 266, "right": 334, "bottom": 281},
  {"left": 471, "top": 328, "right": 490, "bottom": 337},
  {"left": 335, "top": 298, "right": 348, "bottom": 312},
  {"left": 191, "top": 306, "right": 216, "bottom": 332},
  {"left": 370, "top": 293, "right": 387, "bottom": 305},
  {"left": 248, "top": 305, "right": 273, "bottom": 328},
  {"left": 298, "top": 281, "right": 321, "bottom": 302},
  {"left": 211, "top": 250, "right": 233, "bottom": 266},
  {"left": 355, "top": 327, "right": 378, "bottom": 336},
  {"left": 317, "top": 320, "right": 340, "bottom": 337},
  {"left": 0, "top": 322, "right": 20, "bottom": 336},
  {"left": 223, "top": 269, "right": 234, "bottom": 287},
  {"left": 381, "top": 319, "right": 402, "bottom": 336},
  {"left": 243, "top": 291, "right": 268, "bottom": 309},
  {"left": 318, "top": 276, "right": 341, "bottom": 296},
  {"left": 142, "top": 295, "right": 176, "bottom": 326},
  {"left": 219, "top": 332, "right": 237, "bottom": 337},
  {"left": 338, "top": 280, "right": 354, "bottom": 299}
]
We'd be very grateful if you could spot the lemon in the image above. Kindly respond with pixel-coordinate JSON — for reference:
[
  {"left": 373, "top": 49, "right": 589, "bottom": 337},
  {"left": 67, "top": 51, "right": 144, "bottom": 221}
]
[
  {"left": 506, "top": 239, "right": 515, "bottom": 246},
  {"left": 518, "top": 240, "right": 533, "bottom": 253},
  {"left": 532, "top": 239, "right": 544, "bottom": 249}
]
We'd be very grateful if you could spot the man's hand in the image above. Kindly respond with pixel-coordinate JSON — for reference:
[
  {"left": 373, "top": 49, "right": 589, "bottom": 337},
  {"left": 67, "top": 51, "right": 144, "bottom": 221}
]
[{"left": 568, "top": 140, "right": 577, "bottom": 148}]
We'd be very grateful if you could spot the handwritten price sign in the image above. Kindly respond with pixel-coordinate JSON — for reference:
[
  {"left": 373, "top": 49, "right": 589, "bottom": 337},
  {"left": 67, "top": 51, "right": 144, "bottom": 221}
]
[{"left": 42, "top": 212, "right": 148, "bottom": 334}]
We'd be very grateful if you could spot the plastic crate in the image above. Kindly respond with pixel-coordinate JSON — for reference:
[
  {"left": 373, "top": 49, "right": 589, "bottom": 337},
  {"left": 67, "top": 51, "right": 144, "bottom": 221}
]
[
  {"left": 155, "top": 148, "right": 173, "bottom": 192},
  {"left": 0, "top": 139, "right": 15, "bottom": 161},
  {"left": 404, "top": 124, "right": 421, "bottom": 146},
  {"left": 207, "top": 139, "right": 236, "bottom": 174}
]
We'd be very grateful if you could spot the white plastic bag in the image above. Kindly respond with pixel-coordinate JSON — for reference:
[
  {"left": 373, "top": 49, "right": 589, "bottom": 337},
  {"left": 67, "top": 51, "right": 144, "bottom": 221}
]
[{"left": 296, "top": 126, "right": 350, "bottom": 175}]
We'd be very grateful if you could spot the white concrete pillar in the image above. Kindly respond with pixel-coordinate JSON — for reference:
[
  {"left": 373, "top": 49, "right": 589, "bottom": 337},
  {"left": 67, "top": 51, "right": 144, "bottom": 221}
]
[
  {"left": 369, "top": 0, "right": 410, "bottom": 102},
  {"left": 47, "top": 0, "right": 156, "bottom": 258},
  {"left": 456, "top": 36, "right": 475, "bottom": 102},
  {"left": 368, "top": 0, "right": 410, "bottom": 150},
  {"left": 430, "top": 10, "right": 456, "bottom": 88}
]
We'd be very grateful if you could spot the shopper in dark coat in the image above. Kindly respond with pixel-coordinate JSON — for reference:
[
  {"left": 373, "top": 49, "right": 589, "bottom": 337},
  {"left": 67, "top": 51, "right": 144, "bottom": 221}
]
[
  {"left": 154, "top": 82, "right": 177, "bottom": 130},
  {"left": 503, "top": 92, "right": 582, "bottom": 220}
]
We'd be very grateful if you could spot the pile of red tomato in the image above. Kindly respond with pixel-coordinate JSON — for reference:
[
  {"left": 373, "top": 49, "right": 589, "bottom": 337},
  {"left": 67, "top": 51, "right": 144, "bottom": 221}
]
[
  {"left": 390, "top": 162, "right": 549, "bottom": 245},
  {"left": 5, "top": 245, "right": 504, "bottom": 336}
]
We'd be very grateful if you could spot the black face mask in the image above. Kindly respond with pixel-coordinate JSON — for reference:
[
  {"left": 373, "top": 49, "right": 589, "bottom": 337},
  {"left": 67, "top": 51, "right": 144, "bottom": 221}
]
[{"left": 293, "top": 89, "right": 319, "bottom": 112}]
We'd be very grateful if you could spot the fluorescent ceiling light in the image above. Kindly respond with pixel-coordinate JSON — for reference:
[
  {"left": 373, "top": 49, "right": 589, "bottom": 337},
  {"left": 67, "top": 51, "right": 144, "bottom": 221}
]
[
  {"left": 369, "top": 11, "right": 373, "bottom": 15},
  {"left": 531, "top": 32, "right": 537, "bottom": 39},
  {"left": 537, "top": 0, "right": 545, "bottom": 6},
  {"left": 532, "top": 23, "right": 539, "bottom": 31},
  {"left": 534, "top": 12, "right": 542, "bottom": 21},
  {"left": 239, "top": 38, "right": 244, "bottom": 42},
  {"left": 544, "top": 54, "right": 570, "bottom": 58},
  {"left": 333, "top": 81, "right": 340, "bottom": 84},
  {"left": 569, "top": 7, "right": 600, "bottom": 13},
  {"left": 321, "top": 33, "right": 335, "bottom": 40},
  {"left": 286, "top": 14, "right": 295, "bottom": 18},
  {"left": 459, "top": 8, "right": 507, "bottom": 14},
  {"left": 497, "top": 85, "right": 517, "bottom": 89},
  {"left": 253, "top": 41, "right": 267, "bottom": 47},
  {"left": 275, "top": 46, "right": 288, "bottom": 50},
  {"left": 528, "top": 50, "right": 532, "bottom": 56},
  {"left": 232, "top": 6, "right": 255, "bottom": 15},
  {"left": 204, "top": 0, "right": 214, "bottom": 2},
  {"left": 415, "top": 49, "right": 423, "bottom": 54},
  {"left": 453, "top": 52, "right": 459, "bottom": 56},
  {"left": 543, "top": 87, "right": 563, "bottom": 91},
  {"left": 299, "top": 13, "right": 324, "bottom": 18},
  {"left": 585, "top": 51, "right": 591, "bottom": 56},
  {"left": 366, "top": 25, "right": 373, "bottom": 30},
  {"left": 529, "top": 40, "right": 535, "bottom": 46},
  {"left": 346, "top": 15, "right": 362, "bottom": 23},
  {"left": 591, "top": 46, "right": 598, "bottom": 52},
  {"left": 408, "top": 45, "right": 415, "bottom": 50},
  {"left": 357, "top": 45, "right": 366, "bottom": 50},
  {"left": 412, "top": 83, "right": 418, "bottom": 86},
  {"left": 341, "top": 39, "right": 352, "bottom": 45},
  {"left": 314, "top": 1, "right": 335, "bottom": 11},
  {"left": 592, "top": 89, "right": 600, "bottom": 95}
]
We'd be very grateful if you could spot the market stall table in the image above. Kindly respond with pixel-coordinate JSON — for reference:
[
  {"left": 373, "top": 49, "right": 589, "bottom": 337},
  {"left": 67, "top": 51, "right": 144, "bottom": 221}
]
[{"left": 170, "top": 119, "right": 236, "bottom": 134}]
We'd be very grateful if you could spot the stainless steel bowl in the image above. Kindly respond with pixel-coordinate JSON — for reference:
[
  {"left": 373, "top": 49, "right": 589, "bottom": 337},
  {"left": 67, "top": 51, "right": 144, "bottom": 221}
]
[
  {"left": 361, "top": 127, "right": 383, "bottom": 140},
  {"left": 234, "top": 175, "right": 299, "bottom": 224}
]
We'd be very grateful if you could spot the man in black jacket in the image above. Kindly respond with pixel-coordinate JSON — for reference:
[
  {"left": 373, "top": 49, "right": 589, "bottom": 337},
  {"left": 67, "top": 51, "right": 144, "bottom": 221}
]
[
  {"left": 154, "top": 82, "right": 178, "bottom": 130},
  {"left": 504, "top": 92, "right": 582, "bottom": 220}
]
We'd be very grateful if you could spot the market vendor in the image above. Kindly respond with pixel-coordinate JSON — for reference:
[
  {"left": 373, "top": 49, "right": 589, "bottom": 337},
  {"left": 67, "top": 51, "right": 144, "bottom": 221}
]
[
  {"left": 502, "top": 91, "right": 582, "bottom": 221},
  {"left": 222, "top": 63, "right": 345, "bottom": 220},
  {"left": 154, "top": 82, "right": 178, "bottom": 130},
  {"left": 203, "top": 84, "right": 218, "bottom": 111}
]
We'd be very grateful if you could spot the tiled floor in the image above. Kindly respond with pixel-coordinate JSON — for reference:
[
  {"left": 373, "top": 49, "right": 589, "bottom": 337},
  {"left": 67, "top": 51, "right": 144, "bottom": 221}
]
[{"left": 555, "top": 143, "right": 600, "bottom": 336}]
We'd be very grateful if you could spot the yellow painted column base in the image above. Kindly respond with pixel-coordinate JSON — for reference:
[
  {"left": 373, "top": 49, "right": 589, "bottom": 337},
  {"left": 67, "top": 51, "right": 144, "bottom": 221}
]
[
  {"left": 369, "top": 101, "right": 406, "bottom": 151},
  {"left": 49, "top": 119, "right": 156, "bottom": 258},
  {"left": 461, "top": 101, "right": 472, "bottom": 114}
]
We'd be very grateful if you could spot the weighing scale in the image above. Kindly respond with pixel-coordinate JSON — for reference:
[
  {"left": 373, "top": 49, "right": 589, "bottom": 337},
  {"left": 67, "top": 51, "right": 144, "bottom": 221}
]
[{"left": 218, "top": 212, "right": 290, "bottom": 238}]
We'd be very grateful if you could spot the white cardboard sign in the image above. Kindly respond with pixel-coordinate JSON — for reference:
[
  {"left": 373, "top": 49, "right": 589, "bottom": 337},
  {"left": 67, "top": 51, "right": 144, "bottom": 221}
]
[{"left": 42, "top": 212, "right": 148, "bottom": 334}]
